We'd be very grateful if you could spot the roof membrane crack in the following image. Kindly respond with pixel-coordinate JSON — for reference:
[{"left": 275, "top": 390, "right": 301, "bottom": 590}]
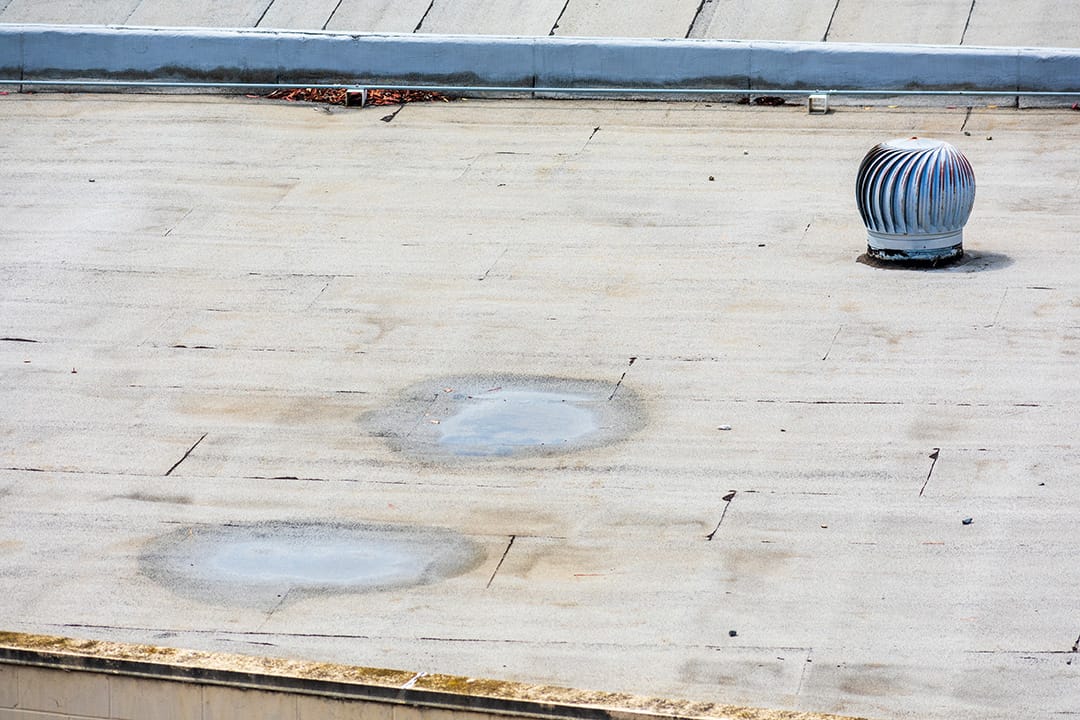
[
  {"left": 321, "top": 0, "right": 344, "bottom": 30},
  {"left": 608, "top": 357, "right": 637, "bottom": 401},
  {"left": 413, "top": 0, "right": 436, "bottom": 32},
  {"left": 705, "top": 491, "right": 737, "bottom": 541},
  {"left": 254, "top": 0, "right": 276, "bottom": 28},
  {"left": 486, "top": 535, "right": 516, "bottom": 588},
  {"left": 919, "top": 448, "right": 940, "bottom": 497},
  {"left": 549, "top": 0, "right": 571, "bottom": 35},
  {"left": 164, "top": 432, "right": 208, "bottom": 476},
  {"left": 685, "top": 0, "right": 710, "bottom": 39}
]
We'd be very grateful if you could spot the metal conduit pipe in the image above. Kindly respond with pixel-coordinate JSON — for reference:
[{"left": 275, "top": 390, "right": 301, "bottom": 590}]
[{"left": 1, "top": 78, "right": 1079, "bottom": 100}]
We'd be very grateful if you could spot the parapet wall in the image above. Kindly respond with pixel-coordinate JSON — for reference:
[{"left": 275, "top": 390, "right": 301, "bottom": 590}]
[
  {"left": 1, "top": 24, "right": 1080, "bottom": 92},
  {"left": 0, "top": 632, "right": 857, "bottom": 720}
]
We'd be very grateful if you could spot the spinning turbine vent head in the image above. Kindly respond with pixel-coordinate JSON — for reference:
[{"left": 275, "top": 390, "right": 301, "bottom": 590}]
[{"left": 856, "top": 137, "right": 975, "bottom": 264}]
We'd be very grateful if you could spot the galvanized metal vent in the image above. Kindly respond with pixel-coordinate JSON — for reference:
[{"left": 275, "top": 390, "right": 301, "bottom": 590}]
[{"left": 856, "top": 137, "right": 975, "bottom": 263}]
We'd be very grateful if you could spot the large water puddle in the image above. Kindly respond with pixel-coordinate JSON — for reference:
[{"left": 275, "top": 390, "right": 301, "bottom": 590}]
[
  {"left": 141, "top": 521, "right": 484, "bottom": 606},
  {"left": 369, "top": 375, "right": 644, "bottom": 459}
]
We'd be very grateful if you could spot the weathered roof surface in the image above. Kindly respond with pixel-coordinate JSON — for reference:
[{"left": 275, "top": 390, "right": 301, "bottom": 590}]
[
  {"left": 0, "top": 0, "right": 1078, "bottom": 45},
  {"left": 1, "top": 93, "right": 1078, "bottom": 720}
]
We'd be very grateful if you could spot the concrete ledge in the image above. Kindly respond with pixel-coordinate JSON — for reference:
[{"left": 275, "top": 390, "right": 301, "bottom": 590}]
[
  {"left": 0, "top": 631, "right": 864, "bottom": 720},
  {"left": 2, "top": 23, "right": 1080, "bottom": 92},
  {"left": 748, "top": 41, "right": 1021, "bottom": 91}
]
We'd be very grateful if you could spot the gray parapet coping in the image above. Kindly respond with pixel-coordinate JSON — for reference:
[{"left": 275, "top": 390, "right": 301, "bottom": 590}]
[{"left": 1, "top": 23, "right": 1080, "bottom": 92}]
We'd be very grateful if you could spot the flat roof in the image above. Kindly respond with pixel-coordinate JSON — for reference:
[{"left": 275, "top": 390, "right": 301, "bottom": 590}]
[{"left": 1, "top": 93, "right": 1078, "bottom": 720}]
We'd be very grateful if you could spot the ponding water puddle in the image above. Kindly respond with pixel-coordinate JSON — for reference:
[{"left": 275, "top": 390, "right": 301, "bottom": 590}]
[
  {"left": 438, "top": 390, "right": 598, "bottom": 456},
  {"left": 370, "top": 375, "right": 645, "bottom": 460},
  {"left": 207, "top": 537, "right": 428, "bottom": 586},
  {"left": 141, "top": 522, "right": 484, "bottom": 606}
]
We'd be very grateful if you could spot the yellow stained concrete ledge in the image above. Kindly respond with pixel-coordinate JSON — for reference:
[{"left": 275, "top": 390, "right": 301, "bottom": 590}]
[{"left": 0, "top": 631, "right": 868, "bottom": 720}]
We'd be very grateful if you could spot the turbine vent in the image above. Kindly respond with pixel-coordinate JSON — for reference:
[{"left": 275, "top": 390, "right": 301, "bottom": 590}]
[{"left": 856, "top": 137, "right": 975, "bottom": 264}]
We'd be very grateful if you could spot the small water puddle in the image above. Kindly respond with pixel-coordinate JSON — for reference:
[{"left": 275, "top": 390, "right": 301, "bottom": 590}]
[{"left": 141, "top": 522, "right": 484, "bottom": 607}]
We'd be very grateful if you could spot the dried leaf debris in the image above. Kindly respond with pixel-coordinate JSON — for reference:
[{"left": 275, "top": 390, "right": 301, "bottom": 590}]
[{"left": 258, "top": 87, "right": 450, "bottom": 106}]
